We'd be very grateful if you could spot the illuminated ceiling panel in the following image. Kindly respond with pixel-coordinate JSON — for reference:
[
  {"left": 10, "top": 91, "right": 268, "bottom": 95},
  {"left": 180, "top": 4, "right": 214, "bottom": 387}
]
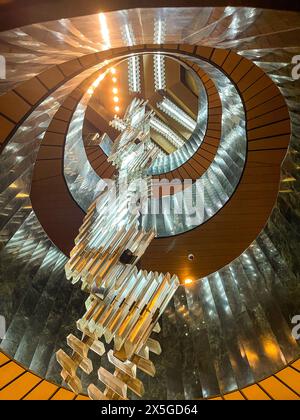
[{"left": 157, "top": 97, "right": 196, "bottom": 132}]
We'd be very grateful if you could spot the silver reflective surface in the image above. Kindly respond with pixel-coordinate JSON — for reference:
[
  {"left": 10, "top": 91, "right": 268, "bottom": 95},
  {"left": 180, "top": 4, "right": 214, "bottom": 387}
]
[
  {"left": 143, "top": 55, "right": 247, "bottom": 237},
  {"left": 149, "top": 67, "right": 208, "bottom": 175},
  {"left": 1, "top": 7, "right": 299, "bottom": 96},
  {"left": 0, "top": 6, "right": 299, "bottom": 399},
  {"left": 64, "top": 67, "right": 109, "bottom": 210}
]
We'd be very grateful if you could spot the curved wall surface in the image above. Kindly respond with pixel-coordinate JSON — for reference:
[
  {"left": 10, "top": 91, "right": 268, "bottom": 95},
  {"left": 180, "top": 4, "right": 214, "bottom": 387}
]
[{"left": 0, "top": 5, "right": 299, "bottom": 400}]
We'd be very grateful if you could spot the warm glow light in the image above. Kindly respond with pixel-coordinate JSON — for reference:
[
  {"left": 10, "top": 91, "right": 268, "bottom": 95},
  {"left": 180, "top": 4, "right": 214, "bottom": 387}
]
[
  {"left": 112, "top": 77, "right": 117, "bottom": 83},
  {"left": 87, "top": 88, "right": 94, "bottom": 95},
  {"left": 98, "top": 13, "right": 111, "bottom": 49},
  {"left": 112, "top": 87, "right": 118, "bottom": 94},
  {"left": 282, "top": 177, "right": 296, "bottom": 183},
  {"left": 16, "top": 193, "right": 29, "bottom": 198},
  {"left": 92, "top": 73, "right": 105, "bottom": 88},
  {"left": 110, "top": 68, "right": 116, "bottom": 75},
  {"left": 114, "top": 106, "right": 120, "bottom": 113},
  {"left": 184, "top": 278, "right": 193, "bottom": 286},
  {"left": 113, "top": 96, "right": 119, "bottom": 103},
  {"left": 263, "top": 341, "right": 280, "bottom": 359}
]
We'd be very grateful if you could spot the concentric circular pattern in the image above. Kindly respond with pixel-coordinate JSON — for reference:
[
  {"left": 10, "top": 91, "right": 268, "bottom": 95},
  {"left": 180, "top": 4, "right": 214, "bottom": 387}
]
[
  {"left": 1, "top": 44, "right": 286, "bottom": 280},
  {"left": 151, "top": 60, "right": 222, "bottom": 182},
  {"left": 0, "top": 39, "right": 296, "bottom": 400}
]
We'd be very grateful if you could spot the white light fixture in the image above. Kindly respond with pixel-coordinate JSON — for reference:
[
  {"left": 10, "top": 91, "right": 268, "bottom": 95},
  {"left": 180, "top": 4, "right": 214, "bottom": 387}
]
[
  {"left": 122, "top": 24, "right": 141, "bottom": 93},
  {"left": 128, "top": 55, "right": 141, "bottom": 93},
  {"left": 157, "top": 97, "right": 196, "bottom": 132},
  {"left": 153, "top": 19, "right": 167, "bottom": 91},
  {"left": 98, "top": 13, "right": 111, "bottom": 49},
  {"left": 150, "top": 117, "right": 185, "bottom": 149}
]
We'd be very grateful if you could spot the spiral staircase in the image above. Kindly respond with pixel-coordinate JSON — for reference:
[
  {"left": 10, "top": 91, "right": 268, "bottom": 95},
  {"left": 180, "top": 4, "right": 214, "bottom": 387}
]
[{"left": 0, "top": 2, "right": 300, "bottom": 400}]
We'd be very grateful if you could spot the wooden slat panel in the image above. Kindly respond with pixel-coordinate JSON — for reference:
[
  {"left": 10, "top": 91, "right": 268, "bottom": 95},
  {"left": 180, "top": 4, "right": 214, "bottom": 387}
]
[
  {"left": 237, "top": 66, "right": 264, "bottom": 92},
  {"left": 248, "top": 120, "right": 290, "bottom": 141},
  {"left": 248, "top": 149, "right": 287, "bottom": 164},
  {"left": 47, "top": 118, "right": 69, "bottom": 134},
  {"left": 259, "top": 377, "right": 300, "bottom": 400},
  {"left": 42, "top": 132, "right": 65, "bottom": 146},
  {"left": 275, "top": 367, "right": 300, "bottom": 395},
  {"left": 0, "top": 362, "right": 24, "bottom": 389},
  {"left": 222, "top": 52, "right": 243, "bottom": 75},
  {"left": 223, "top": 391, "right": 245, "bottom": 400},
  {"left": 59, "top": 58, "right": 83, "bottom": 77},
  {"left": 78, "top": 53, "right": 98, "bottom": 68},
  {"left": 292, "top": 360, "right": 300, "bottom": 372},
  {"left": 51, "top": 388, "right": 75, "bottom": 400},
  {"left": 75, "top": 395, "right": 90, "bottom": 400},
  {"left": 247, "top": 107, "right": 289, "bottom": 130},
  {"left": 230, "top": 59, "right": 253, "bottom": 83},
  {"left": 62, "top": 97, "right": 78, "bottom": 111},
  {"left": 54, "top": 107, "right": 73, "bottom": 122},
  {"left": 248, "top": 136, "right": 290, "bottom": 151},
  {"left": 243, "top": 75, "right": 274, "bottom": 102},
  {"left": 0, "top": 91, "right": 30, "bottom": 123},
  {"left": 38, "top": 145, "right": 63, "bottom": 160},
  {"left": 245, "top": 84, "right": 280, "bottom": 111},
  {"left": 14, "top": 77, "right": 48, "bottom": 106},
  {"left": 0, "top": 115, "right": 15, "bottom": 144},
  {"left": 195, "top": 46, "right": 213, "bottom": 60},
  {"left": 37, "top": 66, "right": 65, "bottom": 89},
  {"left": 0, "top": 353, "right": 10, "bottom": 367},
  {"left": 241, "top": 384, "right": 271, "bottom": 400},
  {"left": 247, "top": 96, "right": 286, "bottom": 120},
  {"left": 0, "top": 372, "right": 41, "bottom": 400},
  {"left": 23, "top": 380, "right": 58, "bottom": 400},
  {"left": 211, "top": 49, "right": 230, "bottom": 67}
]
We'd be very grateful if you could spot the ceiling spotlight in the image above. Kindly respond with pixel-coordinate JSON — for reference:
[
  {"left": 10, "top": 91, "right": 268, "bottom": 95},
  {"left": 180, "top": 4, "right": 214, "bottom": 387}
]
[
  {"left": 112, "top": 77, "right": 117, "bottom": 83},
  {"left": 114, "top": 106, "right": 120, "bottom": 113},
  {"left": 98, "top": 13, "right": 111, "bottom": 49},
  {"left": 110, "top": 68, "right": 116, "bottom": 75},
  {"left": 113, "top": 96, "right": 119, "bottom": 103},
  {"left": 112, "top": 87, "right": 118, "bottom": 94},
  {"left": 184, "top": 278, "right": 193, "bottom": 286}
]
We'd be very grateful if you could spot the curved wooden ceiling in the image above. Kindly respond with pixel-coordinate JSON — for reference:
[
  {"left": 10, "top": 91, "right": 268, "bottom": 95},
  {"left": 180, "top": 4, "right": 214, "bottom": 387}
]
[{"left": 0, "top": 44, "right": 290, "bottom": 281}]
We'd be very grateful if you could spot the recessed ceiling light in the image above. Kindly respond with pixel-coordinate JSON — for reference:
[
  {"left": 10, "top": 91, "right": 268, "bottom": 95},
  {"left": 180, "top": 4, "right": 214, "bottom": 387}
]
[
  {"left": 113, "top": 96, "right": 119, "bottom": 103},
  {"left": 184, "top": 278, "right": 193, "bottom": 286}
]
